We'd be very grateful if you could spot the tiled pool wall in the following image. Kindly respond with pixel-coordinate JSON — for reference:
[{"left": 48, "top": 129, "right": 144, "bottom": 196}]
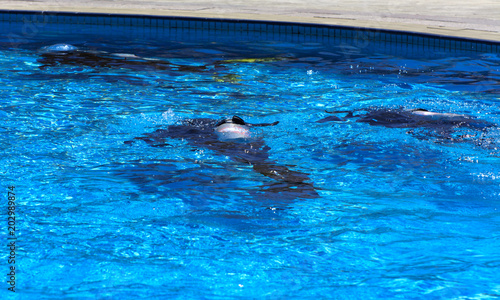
[{"left": 1, "top": 10, "right": 499, "bottom": 54}]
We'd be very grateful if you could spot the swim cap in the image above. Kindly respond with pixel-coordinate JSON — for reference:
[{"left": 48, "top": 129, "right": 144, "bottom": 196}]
[{"left": 215, "top": 116, "right": 251, "bottom": 139}]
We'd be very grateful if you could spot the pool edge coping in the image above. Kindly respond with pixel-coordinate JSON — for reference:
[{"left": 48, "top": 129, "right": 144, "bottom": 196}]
[
  {"left": 1, "top": 9, "right": 499, "bottom": 54},
  {"left": 0, "top": 9, "right": 500, "bottom": 45}
]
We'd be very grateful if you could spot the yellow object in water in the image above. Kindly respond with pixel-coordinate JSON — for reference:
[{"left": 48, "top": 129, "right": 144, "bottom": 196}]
[
  {"left": 222, "top": 57, "right": 288, "bottom": 63},
  {"left": 213, "top": 74, "right": 241, "bottom": 83}
]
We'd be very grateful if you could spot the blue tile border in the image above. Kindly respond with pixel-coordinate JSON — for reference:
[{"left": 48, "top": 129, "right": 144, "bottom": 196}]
[{"left": 0, "top": 9, "right": 499, "bottom": 53}]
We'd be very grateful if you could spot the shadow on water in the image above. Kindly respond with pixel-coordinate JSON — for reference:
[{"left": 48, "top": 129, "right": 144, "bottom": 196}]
[{"left": 113, "top": 159, "right": 303, "bottom": 233}]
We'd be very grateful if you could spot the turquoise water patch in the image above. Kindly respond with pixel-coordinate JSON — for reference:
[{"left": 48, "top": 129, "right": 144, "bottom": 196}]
[{"left": 1, "top": 20, "right": 500, "bottom": 299}]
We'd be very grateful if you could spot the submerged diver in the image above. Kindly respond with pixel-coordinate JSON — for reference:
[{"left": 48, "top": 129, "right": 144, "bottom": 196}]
[
  {"left": 317, "top": 108, "right": 494, "bottom": 140},
  {"left": 317, "top": 107, "right": 496, "bottom": 147},
  {"left": 37, "top": 43, "right": 205, "bottom": 72},
  {"left": 125, "top": 116, "right": 318, "bottom": 200}
]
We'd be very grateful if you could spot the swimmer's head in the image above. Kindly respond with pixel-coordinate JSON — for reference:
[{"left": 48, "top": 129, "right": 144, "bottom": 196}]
[
  {"left": 40, "top": 43, "right": 78, "bottom": 53},
  {"left": 215, "top": 116, "right": 251, "bottom": 140}
]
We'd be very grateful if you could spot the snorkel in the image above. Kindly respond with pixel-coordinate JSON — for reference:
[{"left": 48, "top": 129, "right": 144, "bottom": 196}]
[{"left": 214, "top": 116, "right": 279, "bottom": 140}]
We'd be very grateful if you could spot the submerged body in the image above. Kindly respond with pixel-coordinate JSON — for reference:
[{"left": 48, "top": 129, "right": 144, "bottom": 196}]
[
  {"left": 317, "top": 108, "right": 494, "bottom": 142},
  {"left": 126, "top": 116, "right": 317, "bottom": 201},
  {"left": 37, "top": 43, "right": 205, "bottom": 72},
  {"left": 355, "top": 108, "right": 492, "bottom": 130}
]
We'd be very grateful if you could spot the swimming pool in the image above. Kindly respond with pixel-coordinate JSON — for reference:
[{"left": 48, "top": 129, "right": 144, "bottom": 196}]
[{"left": 1, "top": 12, "right": 500, "bottom": 299}]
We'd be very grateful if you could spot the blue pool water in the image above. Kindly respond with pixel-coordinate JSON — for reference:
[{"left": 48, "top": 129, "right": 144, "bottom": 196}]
[{"left": 1, "top": 19, "right": 500, "bottom": 299}]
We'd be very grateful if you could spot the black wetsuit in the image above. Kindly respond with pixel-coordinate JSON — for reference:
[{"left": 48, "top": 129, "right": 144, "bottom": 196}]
[
  {"left": 318, "top": 108, "right": 493, "bottom": 130},
  {"left": 37, "top": 50, "right": 206, "bottom": 73},
  {"left": 126, "top": 118, "right": 318, "bottom": 201}
]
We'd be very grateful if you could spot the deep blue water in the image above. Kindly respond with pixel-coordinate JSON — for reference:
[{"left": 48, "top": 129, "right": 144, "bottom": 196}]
[{"left": 1, "top": 21, "right": 500, "bottom": 299}]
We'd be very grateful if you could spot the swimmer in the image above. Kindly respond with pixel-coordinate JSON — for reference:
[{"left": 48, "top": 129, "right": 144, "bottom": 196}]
[
  {"left": 126, "top": 115, "right": 317, "bottom": 199},
  {"left": 318, "top": 108, "right": 493, "bottom": 129},
  {"left": 317, "top": 107, "right": 494, "bottom": 142},
  {"left": 37, "top": 43, "right": 186, "bottom": 72}
]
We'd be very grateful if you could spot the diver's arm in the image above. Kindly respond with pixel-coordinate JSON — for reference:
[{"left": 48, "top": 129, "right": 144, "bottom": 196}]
[
  {"left": 248, "top": 121, "right": 279, "bottom": 127},
  {"left": 124, "top": 129, "right": 172, "bottom": 147}
]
